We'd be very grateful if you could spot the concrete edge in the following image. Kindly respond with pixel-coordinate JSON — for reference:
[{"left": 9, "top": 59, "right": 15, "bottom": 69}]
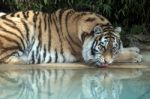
[{"left": 0, "top": 63, "right": 149, "bottom": 71}]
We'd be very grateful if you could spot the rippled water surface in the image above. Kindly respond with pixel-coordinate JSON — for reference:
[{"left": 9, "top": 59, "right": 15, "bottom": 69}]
[{"left": 0, "top": 66, "right": 149, "bottom": 99}]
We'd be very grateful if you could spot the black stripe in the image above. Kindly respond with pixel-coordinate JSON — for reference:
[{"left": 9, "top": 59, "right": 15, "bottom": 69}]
[
  {"left": 73, "top": 12, "right": 87, "bottom": 21},
  {"left": 66, "top": 37, "right": 76, "bottom": 54},
  {"left": 36, "top": 44, "right": 39, "bottom": 59},
  {"left": 81, "top": 32, "right": 93, "bottom": 42},
  {"left": 0, "top": 34, "right": 22, "bottom": 51},
  {"left": 0, "top": 29, "right": 25, "bottom": 51},
  {"left": 65, "top": 11, "right": 81, "bottom": 48},
  {"left": 47, "top": 55, "right": 51, "bottom": 63},
  {"left": 1, "top": 15, "right": 6, "bottom": 18},
  {"left": 17, "top": 14, "right": 20, "bottom": 17},
  {"left": 55, "top": 49, "right": 58, "bottom": 63},
  {"left": 26, "top": 11, "right": 29, "bottom": 19},
  {"left": 0, "top": 51, "right": 17, "bottom": 63},
  {"left": 49, "top": 13, "right": 53, "bottom": 23},
  {"left": 33, "top": 13, "right": 37, "bottom": 23},
  {"left": 48, "top": 15, "right": 51, "bottom": 51},
  {"left": 37, "top": 54, "right": 41, "bottom": 64},
  {"left": 22, "top": 11, "right": 27, "bottom": 19},
  {"left": 104, "top": 33, "right": 118, "bottom": 38},
  {"left": 96, "top": 14, "right": 105, "bottom": 21},
  {"left": 61, "top": 47, "right": 65, "bottom": 63},
  {"left": 53, "top": 13, "right": 61, "bottom": 43},
  {"left": 0, "top": 46, "right": 19, "bottom": 61},
  {"left": 58, "top": 9, "right": 68, "bottom": 63},
  {"left": 43, "top": 45, "right": 46, "bottom": 63},
  {"left": 85, "top": 17, "right": 96, "bottom": 22},
  {"left": 21, "top": 20, "right": 30, "bottom": 42},
  {"left": 32, "top": 51, "right": 35, "bottom": 64},
  {"left": 91, "top": 39, "right": 97, "bottom": 55},
  {"left": 53, "top": 12, "right": 64, "bottom": 63},
  {"left": 91, "top": 35, "right": 105, "bottom": 55},
  {"left": 1, "top": 17, "right": 16, "bottom": 25},
  {"left": 58, "top": 9, "right": 65, "bottom": 33},
  {"left": 103, "top": 29, "right": 114, "bottom": 32},
  {"left": 10, "top": 13, "right": 15, "bottom": 17},
  {"left": 44, "top": 14, "right": 47, "bottom": 31},
  {"left": 1, "top": 46, "right": 19, "bottom": 52},
  {"left": 33, "top": 11, "right": 39, "bottom": 29},
  {"left": 38, "top": 18, "right": 42, "bottom": 49},
  {"left": 2, "top": 22, "right": 26, "bottom": 50},
  {"left": 3, "top": 21, "right": 25, "bottom": 39},
  {"left": 0, "top": 46, "right": 17, "bottom": 53}
]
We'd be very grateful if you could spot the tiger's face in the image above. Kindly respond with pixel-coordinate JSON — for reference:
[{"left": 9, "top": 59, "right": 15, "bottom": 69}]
[{"left": 82, "top": 25, "right": 122, "bottom": 67}]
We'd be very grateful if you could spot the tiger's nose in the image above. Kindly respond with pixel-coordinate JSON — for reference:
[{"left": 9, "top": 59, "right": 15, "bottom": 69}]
[{"left": 104, "top": 57, "right": 113, "bottom": 64}]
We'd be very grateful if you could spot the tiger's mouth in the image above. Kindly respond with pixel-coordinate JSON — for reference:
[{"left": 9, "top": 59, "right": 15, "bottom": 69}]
[
  {"left": 87, "top": 59, "right": 109, "bottom": 68},
  {"left": 95, "top": 61, "right": 109, "bottom": 68}
]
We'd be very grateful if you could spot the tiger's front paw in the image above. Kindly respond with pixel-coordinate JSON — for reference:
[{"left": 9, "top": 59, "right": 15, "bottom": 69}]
[
  {"left": 114, "top": 48, "right": 143, "bottom": 63},
  {"left": 131, "top": 52, "right": 143, "bottom": 63}
]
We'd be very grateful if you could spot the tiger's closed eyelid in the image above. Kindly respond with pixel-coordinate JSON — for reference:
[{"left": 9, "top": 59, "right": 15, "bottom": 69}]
[
  {"left": 104, "top": 39, "right": 108, "bottom": 42},
  {"left": 100, "top": 42, "right": 104, "bottom": 45}
]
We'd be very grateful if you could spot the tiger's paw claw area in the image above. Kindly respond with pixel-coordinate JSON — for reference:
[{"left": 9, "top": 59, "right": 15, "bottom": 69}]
[
  {"left": 95, "top": 63, "right": 109, "bottom": 68},
  {"left": 128, "top": 47, "right": 143, "bottom": 63},
  {"left": 132, "top": 53, "right": 143, "bottom": 63}
]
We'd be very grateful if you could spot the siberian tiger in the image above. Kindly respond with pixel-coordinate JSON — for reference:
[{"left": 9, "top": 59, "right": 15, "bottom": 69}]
[{"left": 0, "top": 9, "right": 142, "bottom": 67}]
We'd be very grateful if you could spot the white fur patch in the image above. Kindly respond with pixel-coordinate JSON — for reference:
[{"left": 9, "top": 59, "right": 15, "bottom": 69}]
[
  {"left": 82, "top": 37, "right": 95, "bottom": 62},
  {"left": 0, "top": 12, "right": 6, "bottom": 17}
]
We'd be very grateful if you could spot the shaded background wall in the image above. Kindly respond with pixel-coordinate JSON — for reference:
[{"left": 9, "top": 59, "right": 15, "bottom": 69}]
[{"left": 0, "top": 0, "right": 150, "bottom": 47}]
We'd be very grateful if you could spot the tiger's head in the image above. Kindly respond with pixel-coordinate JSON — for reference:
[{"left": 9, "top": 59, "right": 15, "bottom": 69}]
[{"left": 78, "top": 13, "right": 123, "bottom": 67}]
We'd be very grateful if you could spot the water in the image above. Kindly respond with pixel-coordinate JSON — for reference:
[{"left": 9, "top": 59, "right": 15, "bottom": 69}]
[{"left": 0, "top": 67, "right": 149, "bottom": 99}]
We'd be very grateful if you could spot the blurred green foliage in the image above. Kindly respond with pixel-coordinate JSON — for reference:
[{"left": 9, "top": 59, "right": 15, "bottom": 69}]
[{"left": 1, "top": 0, "right": 150, "bottom": 35}]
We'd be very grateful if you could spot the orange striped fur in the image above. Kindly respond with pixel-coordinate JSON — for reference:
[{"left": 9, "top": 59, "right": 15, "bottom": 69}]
[{"left": 0, "top": 9, "right": 142, "bottom": 66}]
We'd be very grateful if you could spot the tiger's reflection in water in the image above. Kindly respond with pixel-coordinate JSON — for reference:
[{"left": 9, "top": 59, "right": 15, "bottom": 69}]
[{"left": 0, "top": 68, "right": 142, "bottom": 99}]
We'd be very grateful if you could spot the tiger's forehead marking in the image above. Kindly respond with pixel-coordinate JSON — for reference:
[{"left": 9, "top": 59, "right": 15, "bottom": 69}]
[
  {"left": 96, "top": 14, "right": 105, "bottom": 21},
  {"left": 85, "top": 17, "right": 96, "bottom": 22}
]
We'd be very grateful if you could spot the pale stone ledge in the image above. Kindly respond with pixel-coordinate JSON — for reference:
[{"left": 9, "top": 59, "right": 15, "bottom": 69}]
[{"left": 0, "top": 50, "right": 149, "bottom": 70}]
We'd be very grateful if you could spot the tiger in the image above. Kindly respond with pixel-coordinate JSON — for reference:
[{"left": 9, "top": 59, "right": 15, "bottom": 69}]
[{"left": 0, "top": 9, "right": 142, "bottom": 67}]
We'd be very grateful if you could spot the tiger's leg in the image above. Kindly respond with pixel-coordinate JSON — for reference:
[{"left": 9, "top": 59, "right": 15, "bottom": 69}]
[
  {"left": 114, "top": 47, "right": 143, "bottom": 63},
  {"left": 0, "top": 36, "right": 29, "bottom": 64},
  {"left": 0, "top": 17, "right": 34, "bottom": 64},
  {"left": 4, "top": 55, "right": 26, "bottom": 64},
  {"left": 0, "top": 48, "right": 28, "bottom": 64},
  {"left": 5, "top": 53, "right": 29, "bottom": 64}
]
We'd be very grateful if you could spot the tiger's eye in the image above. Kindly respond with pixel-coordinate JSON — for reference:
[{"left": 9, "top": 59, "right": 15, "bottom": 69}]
[
  {"left": 104, "top": 40, "right": 108, "bottom": 42},
  {"left": 100, "top": 42, "right": 104, "bottom": 45}
]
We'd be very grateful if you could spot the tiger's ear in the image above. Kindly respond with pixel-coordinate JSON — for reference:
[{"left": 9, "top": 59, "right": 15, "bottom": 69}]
[
  {"left": 115, "top": 27, "right": 121, "bottom": 33},
  {"left": 93, "top": 26, "right": 103, "bottom": 35}
]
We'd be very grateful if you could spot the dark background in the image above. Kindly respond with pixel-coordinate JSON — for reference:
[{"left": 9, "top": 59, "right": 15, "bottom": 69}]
[{"left": 0, "top": 0, "right": 150, "bottom": 48}]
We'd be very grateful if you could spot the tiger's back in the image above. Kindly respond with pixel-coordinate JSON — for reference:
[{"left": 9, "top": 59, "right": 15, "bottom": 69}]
[
  {"left": 0, "top": 9, "right": 83, "bottom": 64},
  {"left": 0, "top": 16, "right": 35, "bottom": 64}
]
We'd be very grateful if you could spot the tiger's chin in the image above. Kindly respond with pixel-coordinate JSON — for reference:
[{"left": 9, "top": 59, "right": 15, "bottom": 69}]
[
  {"left": 86, "top": 59, "right": 109, "bottom": 68},
  {"left": 96, "top": 63, "right": 109, "bottom": 68}
]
